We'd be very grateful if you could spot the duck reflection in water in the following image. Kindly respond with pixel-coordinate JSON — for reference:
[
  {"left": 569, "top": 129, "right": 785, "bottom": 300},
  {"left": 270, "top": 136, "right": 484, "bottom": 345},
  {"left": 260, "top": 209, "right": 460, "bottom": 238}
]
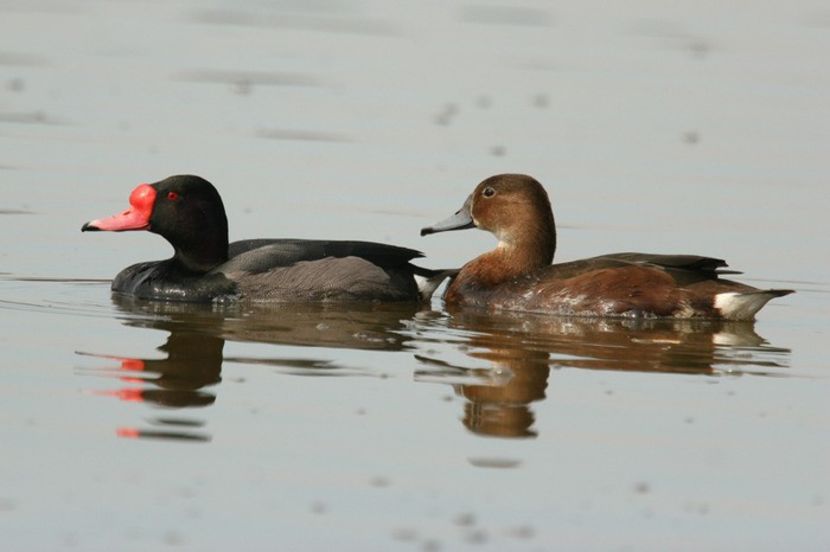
[
  {"left": 416, "top": 308, "right": 790, "bottom": 439},
  {"left": 82, "top": 295, "right": 422, "bottom": 441},
  {"left": 80, "top": 324, "right": 222, "bottom": 442}
]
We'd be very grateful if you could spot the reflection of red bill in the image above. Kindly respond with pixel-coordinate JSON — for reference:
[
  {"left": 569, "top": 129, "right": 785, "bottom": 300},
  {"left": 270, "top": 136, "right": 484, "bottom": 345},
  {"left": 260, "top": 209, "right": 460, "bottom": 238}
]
[
  {"left": 120, "top": 358, "right": 145, "bottom": 371},
  {"left": 94, "top": 388, "right": 145, "bottom": 402},
  {"left": 115, "top": 428, "right": 211, "bottom": 442},
  {"left": 117, "top": 427, "right": 140, "bottom": 439},
  {"left": 118, "top": 358, "right": 146, "bottom": 383},
  {"left": 75, "top": 351, "right": 145, "bottom": 372}
]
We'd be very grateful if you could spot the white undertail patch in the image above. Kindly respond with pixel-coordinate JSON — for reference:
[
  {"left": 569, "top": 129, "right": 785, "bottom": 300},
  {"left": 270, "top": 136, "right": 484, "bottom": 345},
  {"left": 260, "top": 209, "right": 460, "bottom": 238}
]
[{"left": 714, "top": 291, "right": 778, "bottom": 321}]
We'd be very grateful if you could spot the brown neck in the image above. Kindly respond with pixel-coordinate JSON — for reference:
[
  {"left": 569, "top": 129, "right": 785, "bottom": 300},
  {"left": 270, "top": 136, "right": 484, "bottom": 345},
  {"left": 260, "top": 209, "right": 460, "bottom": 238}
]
[
  {"left": 482, "top": 212, "right": 557, "bottom": 283},
  {"left": 461, "top": 242, "right": 553, "bottom": 288},
  {"left": 447, "top": 205, "right": 557, "bottom": 301}
]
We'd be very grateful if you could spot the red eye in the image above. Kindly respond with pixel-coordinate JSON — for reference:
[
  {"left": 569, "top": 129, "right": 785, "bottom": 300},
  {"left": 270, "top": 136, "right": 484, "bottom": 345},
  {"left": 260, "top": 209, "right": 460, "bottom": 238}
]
[{"left": 167, "top": 191, "right": 179, "bottom": 201}]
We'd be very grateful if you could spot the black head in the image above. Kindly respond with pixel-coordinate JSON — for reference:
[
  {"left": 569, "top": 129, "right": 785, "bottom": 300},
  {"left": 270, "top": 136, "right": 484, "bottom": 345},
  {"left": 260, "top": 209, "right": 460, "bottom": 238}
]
[{"left": 82, "top": 175, "right": 230, "bottom": 273}]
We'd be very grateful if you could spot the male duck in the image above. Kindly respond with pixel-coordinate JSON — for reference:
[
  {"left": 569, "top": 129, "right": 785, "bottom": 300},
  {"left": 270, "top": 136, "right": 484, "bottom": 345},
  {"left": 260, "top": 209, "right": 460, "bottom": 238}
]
[
  {"left": 83, "top": 175, "right": 447, "bottom": 303},
  {"left": 421, "top": 174, "right": 792, "bottom": 320}
]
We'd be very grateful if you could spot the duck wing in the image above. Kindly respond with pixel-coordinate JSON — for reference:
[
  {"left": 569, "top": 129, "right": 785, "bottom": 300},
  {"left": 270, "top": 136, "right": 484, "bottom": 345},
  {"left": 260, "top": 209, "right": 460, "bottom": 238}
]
[
  {"left": 596, "top": 253, "right": 734, "bottom": 275},
  {"left": 550, "top": 252, "right": 740, "bottom": 286},
  {"left": 224, "top": 239, "right": 424, "bottom": 274}
]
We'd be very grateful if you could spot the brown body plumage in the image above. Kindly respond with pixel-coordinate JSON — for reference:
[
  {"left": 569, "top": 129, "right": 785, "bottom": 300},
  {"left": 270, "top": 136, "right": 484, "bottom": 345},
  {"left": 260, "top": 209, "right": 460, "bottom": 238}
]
[{"left": 423, "top": 174, "right": 792, "bottom": 320}]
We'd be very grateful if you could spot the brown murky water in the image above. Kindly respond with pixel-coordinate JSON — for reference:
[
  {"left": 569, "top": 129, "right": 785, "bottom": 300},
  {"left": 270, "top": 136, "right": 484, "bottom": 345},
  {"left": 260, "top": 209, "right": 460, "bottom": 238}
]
[{"left": 1, "top": 1, "right": 828, "bottom": 550}]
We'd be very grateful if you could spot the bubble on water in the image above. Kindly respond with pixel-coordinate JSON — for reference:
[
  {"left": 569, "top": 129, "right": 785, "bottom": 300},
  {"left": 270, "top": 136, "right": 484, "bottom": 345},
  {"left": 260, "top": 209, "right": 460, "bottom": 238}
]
[
  {"left": 490, "top": 145, "right": 507, "bottom": 157},
  {"left": 453, "top": 512, "right": 476, "bottom": 526},
  {"left": 233, "top": 79, "right": 252, "bottom": 95},
  {"left": 506, "top": 525, "right": 535, "bottom": 539},
  {"left": 7, "top": 78, "right": 25, "bottom": 92},
  {"left": 422, "top": 539, "right": 443, "bottom": 551},
  {"left": 391, "top": 527, "right": 418, "bottom": 541},
  {"left": 689, "top": 40, "right": 710, "bottom": 58},
  {"left": 369, "top": 476, "right": 390, "bottom": 488},
  {"left": 464, "top": 529, "right": 488, "bottom": 544},
  {"left": 434, "top": 103, "right": 459, "bottom": 126},
  {"left": 175, "top": 486, "right": 197, "bottom": 499},
  {"left": 682, "top": 131, "right": 700, "bottom": 144},
  {"left": 163, "top": 529, "right": 185, "bottom": 545}
]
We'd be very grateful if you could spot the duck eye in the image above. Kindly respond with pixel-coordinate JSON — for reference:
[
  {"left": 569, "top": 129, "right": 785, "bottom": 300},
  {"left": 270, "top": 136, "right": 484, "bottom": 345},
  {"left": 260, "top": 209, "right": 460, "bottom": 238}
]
[
  {"left": 482, "top": 187, "right": 496, "bottom": 198},
  {"left": 167, "top": 191, "right": 179, "bottom": 201}
]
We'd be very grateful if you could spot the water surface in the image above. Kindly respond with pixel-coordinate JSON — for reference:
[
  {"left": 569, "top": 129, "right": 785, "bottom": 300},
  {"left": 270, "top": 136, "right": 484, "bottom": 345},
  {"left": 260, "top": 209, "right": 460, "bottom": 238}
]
[{"left": 1, "top": 1, "right": 828, "bottom": 550}]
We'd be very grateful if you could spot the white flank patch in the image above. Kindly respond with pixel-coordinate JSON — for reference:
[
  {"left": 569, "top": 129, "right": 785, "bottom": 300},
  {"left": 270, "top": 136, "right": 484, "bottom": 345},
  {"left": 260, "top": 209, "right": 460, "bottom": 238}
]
[{"left": 714, "top": 291, "right": 776, "bottom": 321}]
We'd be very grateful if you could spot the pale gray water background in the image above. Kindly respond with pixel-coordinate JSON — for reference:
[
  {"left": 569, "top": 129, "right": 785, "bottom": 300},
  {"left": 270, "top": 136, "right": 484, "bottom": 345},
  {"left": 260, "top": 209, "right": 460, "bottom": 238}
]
[{"left": 1, "top": 1, "right": 829, "bottom": 550}]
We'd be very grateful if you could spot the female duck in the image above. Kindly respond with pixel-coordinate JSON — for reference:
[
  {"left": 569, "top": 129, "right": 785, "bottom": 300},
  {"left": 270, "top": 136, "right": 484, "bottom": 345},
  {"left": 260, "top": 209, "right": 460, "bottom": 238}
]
[
  {"left": 83, "top": 175, "right": 446, "bottom": 303},
  {"left": 421, "top": 174, "right": 792, "bottom": 320}
]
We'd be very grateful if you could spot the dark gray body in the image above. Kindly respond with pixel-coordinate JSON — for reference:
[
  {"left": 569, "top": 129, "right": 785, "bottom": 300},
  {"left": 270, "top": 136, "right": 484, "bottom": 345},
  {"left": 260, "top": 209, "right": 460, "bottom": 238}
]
[{"left": 112, "top": 239, "right": 429, "bottom": 303}]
